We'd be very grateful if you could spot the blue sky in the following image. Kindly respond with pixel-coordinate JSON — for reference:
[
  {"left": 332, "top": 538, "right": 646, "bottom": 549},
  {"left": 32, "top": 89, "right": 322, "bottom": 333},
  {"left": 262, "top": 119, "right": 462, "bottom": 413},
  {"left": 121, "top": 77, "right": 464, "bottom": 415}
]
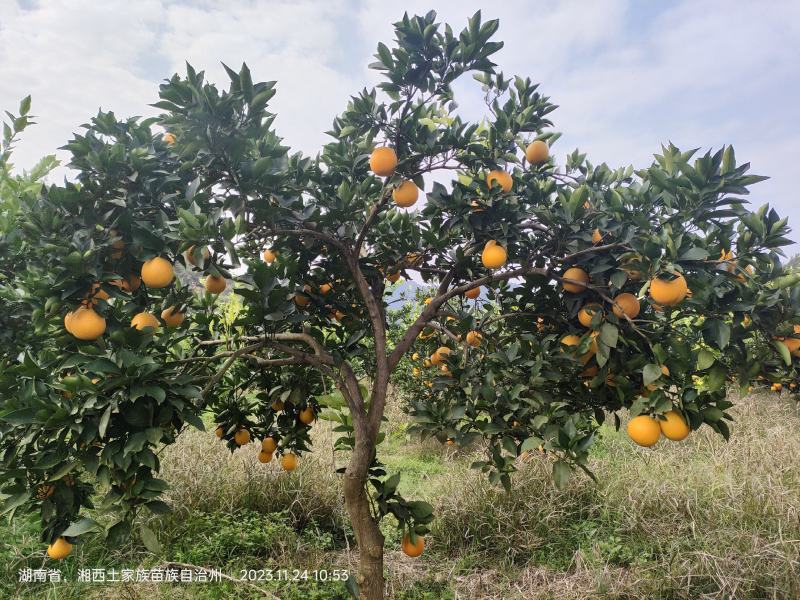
[{"left": 2, "top": 0, "right": 799, "bottom": 252}]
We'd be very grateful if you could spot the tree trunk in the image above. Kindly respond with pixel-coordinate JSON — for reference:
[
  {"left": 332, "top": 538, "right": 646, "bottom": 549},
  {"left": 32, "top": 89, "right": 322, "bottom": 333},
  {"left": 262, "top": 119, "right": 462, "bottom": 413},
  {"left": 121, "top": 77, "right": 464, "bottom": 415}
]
[{"left": 343, "top": 440, "right": 385, "bottom": 600}]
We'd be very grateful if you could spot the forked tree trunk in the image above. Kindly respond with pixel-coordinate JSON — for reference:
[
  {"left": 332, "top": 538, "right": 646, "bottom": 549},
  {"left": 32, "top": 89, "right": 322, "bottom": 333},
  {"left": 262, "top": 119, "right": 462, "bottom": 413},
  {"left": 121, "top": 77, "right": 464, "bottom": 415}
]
[{"left": 343, "top": 439, "right": 385, "bottom": 600}]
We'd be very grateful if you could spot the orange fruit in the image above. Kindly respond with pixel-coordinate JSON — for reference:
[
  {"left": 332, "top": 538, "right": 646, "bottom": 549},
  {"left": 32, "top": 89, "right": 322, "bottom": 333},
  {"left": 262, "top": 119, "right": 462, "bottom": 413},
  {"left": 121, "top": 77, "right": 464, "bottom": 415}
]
[
  {"left": 401, "top": 534, "right": 425, "bottom": 557},
  {"left": 649, "top": 274, "right": 688, "bottom": 306},
  {"left": 465, "top": 331, "right": 482, "bottom": 347},
  {"left": 234, "top": 429, "right": 251, "bottom": 446},
  {"left": 257, "top": 451, "right": 273, "bottom": 464},
  {"left": 205, "top": 275, "right": 226, "bottom": 294},
  {"left": 281, "top": 453, "right": 299, "bottom": 471},
  {"left": 578, "top": 303, "right": 603, "bottom": 328},
  {"left": 386, "top": 272, "right": 401, "bottom": 283},
  {"left": 162, "top": 132, "right": 176, "bottom": 145},
  {"left": 261, "top": 437, "right": 277, "bottom": 453},
  {"left": 298, "top": 407, "right": 315, "bottom": 425},
  {"left": 525, "top": 140, "right": 549, "bottom": 165},
  {"left": 141, "top": 257, "right": 174, "bottom": 288},
  {"left": 294, "top": 293, "right": 310, "bottom": 307},
  {"left": 592, "top": 229, "right": 602, "bottom": 244},
  {"left": 369, "top": 147, "right": 397, "bottom": 177},
  {"left": 464, "top": 286, "right": 480, "bottom": 299},
  {"left": 271, "top": 399, "right": 285, "bottom": 412},
  {"left": 562, "top": 267, "right": 589, "bottom": 293},
  {"left": 612, "top": 293, "right": 641, "bottom": 320},
  {"left": 430, "top": 346, "right": 451, "bottom": 366},
  {"left": 47, "top": 537, "right": 73, "bottom": 560},
  {"left": 263, "top": 248, "right": 277, "bottom": 263},
  {"left": 794, "top": 325, "right": 800, "bottom": 335},
  {"left": 486, "top": 170, "right": 512, "bottom": 192},
  {"left": 161, "top": 306, "right": 185, "bottom": 328},
  {"left": 627, "top": 415, "right": 661, "bottom": 447},
  {"left": 778, "top": 337, "right": 800, "bottom": 355},
  {"left": 215, "top": 426, "right": 224, "bottom": 439},
  {"left": 131, "top": 312, "right": 160, "bottom": 332},
  {"left": 561, "top": 334, "right": 595, "bottom": 364},
  {"left": 481, "top": 240, "right": 507, "bottom": 269},
  {"left": 319, "top": 283, "right": 333, "bottom": 295},
  {"left": 659, "top": 410, "right": 690, "bottom": 441},
  {"left": 392, "top": 180, "right": 419, "bottom": 208},
  {"left": 68, "top": 306, "right": 106, "bottom": 340},
  {"left": 332, "top": 310, "right": 345, "bottom": 322}
]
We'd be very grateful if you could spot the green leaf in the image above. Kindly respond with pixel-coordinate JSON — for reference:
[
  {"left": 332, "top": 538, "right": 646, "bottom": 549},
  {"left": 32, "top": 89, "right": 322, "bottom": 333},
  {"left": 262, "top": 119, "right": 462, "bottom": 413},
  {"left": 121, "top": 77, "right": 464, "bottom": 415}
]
[
  {"left": 520, "top": 436, "right": 544, "bottom": 453},
  {"left": 140, "top": 524, "right": 162, "bottom": 554},
  {"left": 773, "top": 340, "right": 792, "bottom": 366},
  {"left": 2, "top": 491, "right": 30, "bottom": 515},
  {"left": 642, "top": 364, "right": 662, "bottom": 386},
  {"left": 552, "top": 460, "right": 571, "bottom": 489},
  {"left": 696, "top": 349, "right": 716, "bottom": 370},
  {"left": 599, "top": 323, "right": 618, "bottom": 348},
  {"left": 62, "top": 518, "right": 101, "bottom": 537}
]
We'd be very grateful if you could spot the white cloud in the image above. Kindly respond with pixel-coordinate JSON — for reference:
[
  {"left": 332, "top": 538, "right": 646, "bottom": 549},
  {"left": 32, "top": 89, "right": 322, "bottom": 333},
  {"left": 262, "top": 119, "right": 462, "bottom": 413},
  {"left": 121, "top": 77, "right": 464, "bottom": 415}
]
[{"left": 1, "top": 0, "right": 798, "bottom": 250}]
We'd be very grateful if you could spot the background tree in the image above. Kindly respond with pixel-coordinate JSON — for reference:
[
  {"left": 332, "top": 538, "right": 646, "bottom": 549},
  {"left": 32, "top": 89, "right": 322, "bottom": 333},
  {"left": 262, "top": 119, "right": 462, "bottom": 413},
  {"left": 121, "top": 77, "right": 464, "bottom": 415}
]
[{"left": 1, "top": 11, "right": 799, "bottom": 600}]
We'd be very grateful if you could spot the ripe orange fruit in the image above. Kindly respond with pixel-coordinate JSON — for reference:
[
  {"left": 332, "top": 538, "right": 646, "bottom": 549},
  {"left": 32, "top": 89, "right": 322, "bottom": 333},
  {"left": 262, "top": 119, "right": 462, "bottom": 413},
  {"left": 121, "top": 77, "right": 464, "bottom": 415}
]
[
  {"left": 68, "top": 306, "right": 106, "bottom": 340},
  {"left": 464, "top": 286, "right": 480, "bottom": 299},
  {"left": 649, "top": 273, "right": 688, "bottom": 306},
  {"left": 162, "top": 132, "right": 176, "bottom": 145},
  {"left": 161, "top": 306, "right": 185, "bottom": 328},
  {"left": 298, "top": 407, "right": 315, "bottom": 425},
  {"left": 369, "top": 147, "right": 397, "bottom": 177},
  {"left": 205, "top": 275, "right": 226, "bottom": 294},
  {"left": 525, "top": 140, "right": 549, "bottom": 165},
  {"left": 659, "top": 410, "right": 690, "bottom": 441},
  {"left": 778, "top": 337, "right": 800, "bottom": 356},
  {"left": 386, "top": 271, "right": 401, "bottom": 283},
  {"left": 294, "top": 293, "right": 310, "bottom": 307},
  {"left": 627, "top": 415, "right": 661, "bottom": 447},
  {"left": 131, "top": 312, "right": 160, "bottom": 331},
  {"left": 263, "top": 248, "right": 278, "bottom": 263},
  {"left": 430, "top": 346, "right": 451, "bottom": 366},
  {"left": 281, "top": 453, "right": 299, "bottom": 471},
  {"left": 183, "top": 245, "right": 210, "bottom": 267},
  {"left": 592, "top": 229, "right": 602, "bottom": 244},
  {"left": 47, "top": 537, "right": 73, "bottom": 560},
  {"left": 486, "top": 170, "right": 512, "bottom": 192},
  {"left": 215, "top": 426, "right": 224, "bottom": 439},
  {"left": 612, "top": 293, "right": 641, "bottom": 320},
  {"left": 257, "top": 451, "right": 273, "bottom": 464},
  {"left": 392, "top": 180, "right": 419, "bottom": 208},
  {"left": 401, "top": 534, "right": 425, "bottom": 557},
  {"left": 481, "top": 240, "right": 507, "bottom": 269},
  {"left": 271, "top": 399, "right": 285, "bottom": 412},
  {"left": 794, "top": 325, "right": 800, "bottom": 335},
  {"left": 562, "top": 267, "right": 589, "bottom": 293},
  {"left": 562, "top": 333, "right": 596, "bottom": 365},
  {"left": 261, "top": 437, "right": 277, "bottom": 453},
  {"left": 465, "top": 331, "right": 482, "bottom": 347},
  {"left": 578, "top": 303, "right": 603, "bottom": 327},
  {"left": 319, "top": 283, "right": 333, "bottom": 295},
  {"left": 332, "top": 309, "right": 345, "bottom": 322},
  {"left": 141, "top": 257, "right": 174, "bottom": 288},
  {"left": 234, "top": 429, "right": 251, "bottom": 446}
]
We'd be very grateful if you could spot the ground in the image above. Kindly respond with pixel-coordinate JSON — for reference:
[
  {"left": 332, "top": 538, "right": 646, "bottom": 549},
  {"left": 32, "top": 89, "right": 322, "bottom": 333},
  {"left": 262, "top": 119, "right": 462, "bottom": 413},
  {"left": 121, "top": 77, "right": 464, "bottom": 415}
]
[{"left": 2, "top": 389, "right": 799, "bottom": 599}]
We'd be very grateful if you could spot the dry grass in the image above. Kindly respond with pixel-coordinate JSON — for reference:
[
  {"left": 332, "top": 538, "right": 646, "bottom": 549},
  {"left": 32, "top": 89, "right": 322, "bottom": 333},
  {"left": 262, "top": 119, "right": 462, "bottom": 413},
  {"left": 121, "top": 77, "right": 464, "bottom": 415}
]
[{"left": 427, "top": 390, "right": 800, "bottom": 599}]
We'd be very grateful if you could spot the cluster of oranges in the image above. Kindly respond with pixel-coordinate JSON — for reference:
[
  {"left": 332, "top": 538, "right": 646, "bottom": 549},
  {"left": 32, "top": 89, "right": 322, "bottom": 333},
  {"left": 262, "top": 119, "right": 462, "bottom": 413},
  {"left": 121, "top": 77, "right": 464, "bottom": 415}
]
[
  {"left": 213, "top": 407, "right": 314, "bottom": 472},
  {"left": 63, "top": 235, "right": 232, "bottom": 342}
]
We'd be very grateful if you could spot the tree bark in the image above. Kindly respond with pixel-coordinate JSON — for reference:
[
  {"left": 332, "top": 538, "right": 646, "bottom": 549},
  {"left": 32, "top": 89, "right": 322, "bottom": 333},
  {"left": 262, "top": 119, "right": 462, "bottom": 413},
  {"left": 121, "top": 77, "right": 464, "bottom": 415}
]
[{"left": 343, "top": 439, "right": 385, "bottom": 600}]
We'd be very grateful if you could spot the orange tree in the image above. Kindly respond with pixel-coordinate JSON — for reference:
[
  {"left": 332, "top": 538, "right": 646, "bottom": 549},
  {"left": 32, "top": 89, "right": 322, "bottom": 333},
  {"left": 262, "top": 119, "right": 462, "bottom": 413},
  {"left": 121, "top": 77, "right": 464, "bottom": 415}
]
[{"left": 1, "top": 11, "right": 800, "bottom": 599}]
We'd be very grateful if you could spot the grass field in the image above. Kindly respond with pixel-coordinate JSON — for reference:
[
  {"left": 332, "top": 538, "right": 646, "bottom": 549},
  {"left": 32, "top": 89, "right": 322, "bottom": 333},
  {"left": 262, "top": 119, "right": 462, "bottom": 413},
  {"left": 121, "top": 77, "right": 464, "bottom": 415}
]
[{"left": 2, "top": 388, "right": 799, "bottom": 599}]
